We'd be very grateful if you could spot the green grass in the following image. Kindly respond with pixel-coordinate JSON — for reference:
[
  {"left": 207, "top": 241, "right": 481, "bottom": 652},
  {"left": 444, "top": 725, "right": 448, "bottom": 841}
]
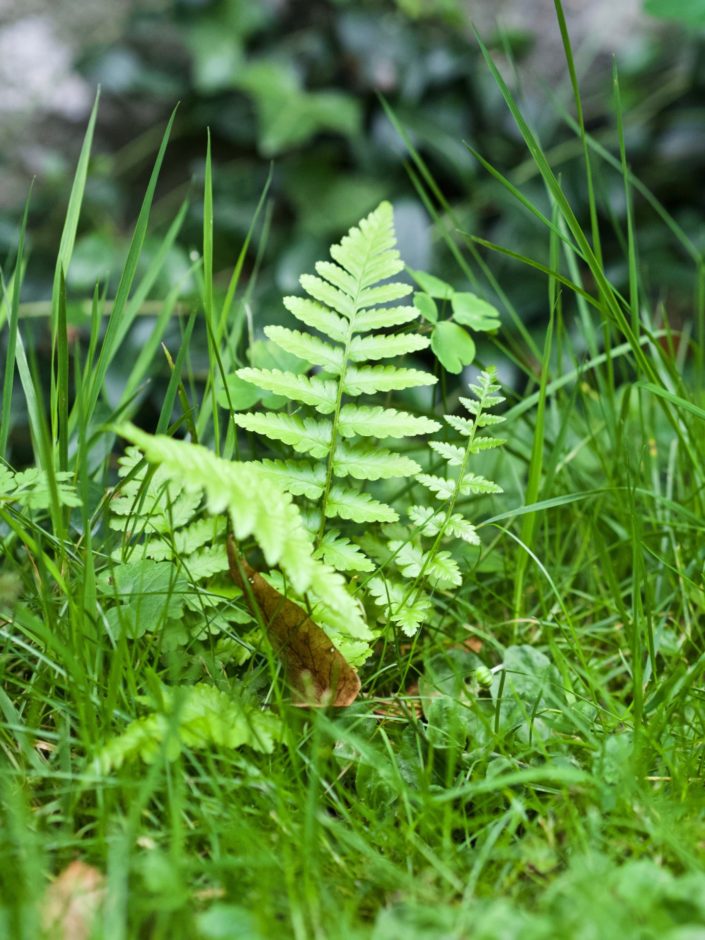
[{"left": 3, "top": 14, "right": 705, "bottom": 939}]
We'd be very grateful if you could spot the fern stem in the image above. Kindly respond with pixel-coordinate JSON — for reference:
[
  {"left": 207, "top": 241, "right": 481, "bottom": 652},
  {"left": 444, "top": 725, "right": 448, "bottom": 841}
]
[
  {"left": 314, "top": 322, "right": 353, "bottom": 547},
  {"left": 314, "top": 242, "right": 378, "bottom": 547}
]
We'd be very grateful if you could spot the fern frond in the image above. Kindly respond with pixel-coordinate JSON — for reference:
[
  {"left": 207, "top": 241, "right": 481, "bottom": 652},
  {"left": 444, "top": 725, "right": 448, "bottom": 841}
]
[
  {"left": 93, "top": 683, "right": 282, "bottom": 772},
  {"left": 367, "top": 576, "right": 432, "bottom": 637},
  {"left": 333, "top": 443, "right": 420, "bottom": 481},
  {"left": 176, "top": 544, "right": 233, "bottom": 581},
  {"left": 352, "top": 305, "right": 420, "bottom": 332},
  {"left": 236, "top": 368, "right": 337, "bottom": 414},
  {"left": 116, "top": 424, "right": 373, "bottom": 660},
  {"left": 143, "top": 517, "right": 225, "bottom": 561},
  {"left": 387, "top": 540, "right": 461, "bottom": 589},
  {"left": 264, "top": 325, "right": 343, "bottom": 372},
  {"left": 314, "top": 529, "right": 375, "bottom": 573},
  {"left": 258, "top": 460, "right": 325, "bottom": 499},
  {"left": 378, "top": 368, "right": 507, "bottom": 618},
  {"left": 233, "top": 202, "right": 439, "bottom": 565},
  {"left": 329, "top": 207, "right": 402, "bottom": 284},
  {"left": 349, "top": 332, "right": 429, "bottom": 362},
  {"left": 283, "top": 296, "right": 348, "bottom": 342},
  {"left": 109, "top": 446, "right": 201, "bottom": 534},
  {"left": 343, "top": 365, "right": 436, "bottom": 395},
  {"left": 429, "top": 441, "right": 465, "bottom": 466},
  {"left": 467, "top": 436, "right": 507, "bottom": 453},
  {"left": 234, "top": 412, "right": 332, "bottom": 458},
  {"left": 444, "top": 415, "right": 475, "bottom": 437},
  {"left": 326, "top": 485, "right": 398, "bottom": 524},
  {"left": 338, "top": 406, "right": 440, "bottom": 440},
  {"left": 408, "top": 506, "right": 480, "bottom": 545},
  {"left": 0, "top": 465, "right": 82, "bottom": 511},
  {"left": 458, "top": 473, "right": 504, "bottom": 496}
]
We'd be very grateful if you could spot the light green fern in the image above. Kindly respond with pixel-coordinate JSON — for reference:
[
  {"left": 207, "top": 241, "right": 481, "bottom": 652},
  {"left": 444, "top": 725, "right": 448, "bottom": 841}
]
[
  {"left": 92, "top": 683, "right": 282, "bottom": 773},
  {"left": 0, "top": 463, "right": 81, "bottom": 510},
  {"left": 104, "top": 445, "right": 247, "bottom": 652},
  {"left": 367, "top": 369, "right": 506, "bottom": 636},
  {"left": 116, "top": 423, "right": 374, "bottom": 664},
  {"left": 233, "top": 201, "right": 441, "bottom": 570}
]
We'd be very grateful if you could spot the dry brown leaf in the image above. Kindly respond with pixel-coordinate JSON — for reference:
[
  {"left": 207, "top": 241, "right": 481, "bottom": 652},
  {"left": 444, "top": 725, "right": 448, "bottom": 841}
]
[
  {"left": 41, "top": 860, "right": 105, "bottom": 940},
  {"left": 227, "top": 537, "right": 360, "bottom": 706}
]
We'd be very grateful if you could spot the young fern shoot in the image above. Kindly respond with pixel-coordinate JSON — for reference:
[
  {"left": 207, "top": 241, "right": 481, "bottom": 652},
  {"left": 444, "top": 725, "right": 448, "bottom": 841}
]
[
  {"left": 233, "top": 201, "right": 441, "bottom": 572},
  {"left": 368, "top": 369, "right": 506, "bottom": 636}
]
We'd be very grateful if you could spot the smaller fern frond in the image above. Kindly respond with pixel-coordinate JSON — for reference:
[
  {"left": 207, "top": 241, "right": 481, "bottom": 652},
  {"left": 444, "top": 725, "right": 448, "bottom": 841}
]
[
  {"left": 0, "top": 463, "right": 82, "bottom": 511},
  {"left": 314, "top": 529, "right": 375, "bottom": 573},
  {"left": 373, "top": 368, "right": 506, "bottom": 638},
  {"left": 93, "top": 683, "right": 282, "bottom": 772}
]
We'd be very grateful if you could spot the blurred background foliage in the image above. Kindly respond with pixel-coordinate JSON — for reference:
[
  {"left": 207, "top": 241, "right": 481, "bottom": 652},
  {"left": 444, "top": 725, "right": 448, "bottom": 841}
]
[{"left": 2, "top": 0, "right": 705, "bottom": 454}]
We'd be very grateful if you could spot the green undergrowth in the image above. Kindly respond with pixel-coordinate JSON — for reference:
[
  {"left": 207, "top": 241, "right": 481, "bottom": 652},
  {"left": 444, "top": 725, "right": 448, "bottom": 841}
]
[{"left": 2, "top": 10, "right": 705, "bottom": 939}]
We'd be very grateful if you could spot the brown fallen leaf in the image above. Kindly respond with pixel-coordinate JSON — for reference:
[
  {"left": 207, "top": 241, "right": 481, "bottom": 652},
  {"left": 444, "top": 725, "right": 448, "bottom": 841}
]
[
  {"left": 41, "top": 860, "right": 105, "bottom": 940},
  {"left": 227, "top": 537, "right": 360, "bottom": 706}
]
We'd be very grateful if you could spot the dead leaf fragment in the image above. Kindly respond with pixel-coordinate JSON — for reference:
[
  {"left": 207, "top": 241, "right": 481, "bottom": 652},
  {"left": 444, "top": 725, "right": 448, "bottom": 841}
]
[
  {"left": 41, "top": 860, "right": 105, "bottom": 940},
  {"left": 228, "top": 537, "right": 360, "bottom": 706}
]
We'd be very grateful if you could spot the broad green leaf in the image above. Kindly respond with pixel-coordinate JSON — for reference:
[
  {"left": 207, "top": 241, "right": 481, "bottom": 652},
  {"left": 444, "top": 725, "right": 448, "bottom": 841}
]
[
  {"left": 214, "top": 373, "right": 262, "bottom": 411},
  {"left": 451, "top": 292, "right": 501, "bottom": 331},
  {"left": 431, "top": 321, "right": 476, "bottom": 374},
  {"left": 407, "top": 267, "right": 454, "bottom": 300},
  {"left": 236, "top": 60, "right": 360, "bottom": 156},
  {"left": 414, "top": 291, "right": 438, "bottom": 323},
  {"left": 101, "top": 559, "right": 187, "bottom": 640},
  {"left": 644, "top": 0, "right": 705, "bottom": 24}
]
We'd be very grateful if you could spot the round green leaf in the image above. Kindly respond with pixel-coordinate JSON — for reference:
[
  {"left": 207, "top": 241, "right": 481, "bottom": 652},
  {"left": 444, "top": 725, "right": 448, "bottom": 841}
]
[
  {"left": 450, "top": 292, "right": 500, "bottom": 331},
  {"left": 644, "top": 0, "right": 705, "bottom": 25},
  {"left": 431, "top": 321, "right": 476, "bottom": 374},
  {"left": 407, "top": 267, "right": 454, "bottom": 300},
  {"left": 215, "top": 373, "right": 262, "bottom": 411},
  {"left": 413, "top": 291, "right": 438, "bottom": 323}
]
